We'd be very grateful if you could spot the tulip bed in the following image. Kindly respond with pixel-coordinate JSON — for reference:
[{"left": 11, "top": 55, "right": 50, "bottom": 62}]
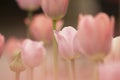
[{"left": 0, "top": 0, "right": 119, "bottom": 80}]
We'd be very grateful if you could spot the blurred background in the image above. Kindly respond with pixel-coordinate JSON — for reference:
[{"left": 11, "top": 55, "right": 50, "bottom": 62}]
[{"left": 0, "top": 0, "right": 119, "bottom": 39}]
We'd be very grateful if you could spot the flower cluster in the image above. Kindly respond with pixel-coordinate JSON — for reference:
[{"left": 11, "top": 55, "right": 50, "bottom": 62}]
[{"left": 0, "top": 0, "right": 119, "bottom": 80}]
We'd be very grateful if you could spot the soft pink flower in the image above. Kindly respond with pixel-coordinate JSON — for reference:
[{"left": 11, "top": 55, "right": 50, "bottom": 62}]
[
  {"left": 105, "top": 36, "right": 120, "bottom": 62},
  {"left": 0, "top": 34, "right": 5, "bottom": 57},
  {"left": 99, "top": 62, "right": 120, "bottom": 80},
  {"left": 41, "top": 0, "right": 69, "bottom": 20},
  {"left": 54, "top": 26, "right": 79, "bottom": 60},
  {"left": 21, "top": 39, "right": 46, "bottom": 68},
  {"left": 74, "top": 13, "right": 114, "bottom": 62},
  {"left": 29, "top": 14, "right": 63, "bottom": 44},
  {"left": 16, "top": 0, "right": 41, "bottom": 11},
  {"left": 4, "top": 37, "right": 22, "bottom": 61},
  {"left": 77, "top": 14, "right": 84, "bottom": 28}
]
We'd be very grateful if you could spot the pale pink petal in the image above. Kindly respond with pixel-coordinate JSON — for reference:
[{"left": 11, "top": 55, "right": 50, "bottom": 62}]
[
  {"left": 21, "top": 39, "right": 46, "bottom": 68},
  {"left": 41, "top": 0, "right": 69, "bottom": 19},
  {"left": 29, "top": 14, "right": 63, "bottom": 44},
  {"left": 105, "top": 36, "right": 120, "bottom": 62},
  {"left": 54, "top": 26, "right": 79, "bottom": 59},
  {"left": 75, "top": 13, "right": 114, "bottom": 62},
  {"left": 16, "top": 0, "right": 41, "bottom": 11}
]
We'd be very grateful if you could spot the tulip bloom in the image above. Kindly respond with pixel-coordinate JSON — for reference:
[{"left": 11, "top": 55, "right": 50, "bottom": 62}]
[
  {"left": 0, "top": 34, "right": 5, "bottom": 57},
  {"left": 16, "top": 0, "right": 41, "bottom": 11},
  {"left": 74, "top": 13, "right": 114, "bottom": 62},
  {"left": 54, "top": 26, "right": 79, "bottom": 60},
  {"left": 4, "top": 37, "right": 23, "bottom": 61},
  {"left": 28, "top": 14, "right": 63, "bottom": 44},
  {"left": 105, "top": 36, "right": 120, "bottom": 62},
  {"left": 41, "top": 0, "right": 69, "bottom": 20},
  {"left": 21, "top": 39, "right": 46, "bottom": 68},
  {"left": 99, "top": 62, "right": 120, "bottom": 80}
]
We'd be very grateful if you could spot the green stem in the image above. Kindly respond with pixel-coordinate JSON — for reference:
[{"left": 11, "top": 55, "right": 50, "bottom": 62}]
[
  {"left": 28, "top": 11, "right": 33, "bottom": 21},
  {"left": 30, "top": 67, "right": 34, "bottom": 80},
  {"left": 52, "top": 20, "right": 57, "bottom": 30},
  {"left": 52, "top": 20, "right": 58, "bottom": 80},
  {"left": 15, "top": 72, "right": 20, "bottom": 80},
  {"left": 67, "top": 59, "right": 76, "bottom": 80},
  {"left": 43, "top": 55, "right": 47, "bottom": 80},
  {"left": 26, "top": 11, "right": 33, "bottom": 38},
  {"left": 93, "top": 63, "right": 99, "bottom": 80},
  {"left": 27, "top": 67, "right": 34, "bottom": 80},
  {"left": 71, "top": 59, "right": 76, "bottom": 80}
]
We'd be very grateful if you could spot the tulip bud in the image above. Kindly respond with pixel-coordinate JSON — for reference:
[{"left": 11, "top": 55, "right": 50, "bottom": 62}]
[
  {"left": 4, "top": 37, "right": 23, "bottom": 61},
  {"left": 105, "top": 36, "right": 120, "bottom": 62},
  {"left": 41, "top": 0, "right": 69, "bottom": 20},
  {"left": 0, "top": 34, "right": 5, "bottom": 57},
  {"left": 28, "top": 14, "right": 63, "bottom": 44},
  {"left": 21, "top": 39, "right": 46, "bottom": 68},
  {"left": 74, "top": 13, "right": 114, "bottom": 62},
  {"left": 54, "top": 26, "right": 80, "bottom": 60},
  {"left": 16, "top": 0, "right": 41, "bottom": 11}
]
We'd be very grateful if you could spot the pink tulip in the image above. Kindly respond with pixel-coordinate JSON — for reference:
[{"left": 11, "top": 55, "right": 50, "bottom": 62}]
[
  {"left": 0, "top": 34, "right": 5, "bottom": 57},
  {"left": 4, "top": 37, "right": 22, "bottom": 61},
  {"left": 77, "top": 14, "right": 84, "bottom": 28},
  {"left": 105, "top": 36, "right": 120, "bottom": 62},
  {"left": 29, "top": 14, "right": 63, "bottom": 44},
  {"left": 16, "top": 0, "right": 41, "bottom": 11},
  {"left": 54, "top": 26, "right": 79, "bottom": 60},
  {"left": 74, "top": 13, "right": 114, "bottom": 62},
  {"left": 21, "top": 39, "right": 46, "bottom": 68},
  {"left": 41, "top": 0, "right": 69, "bottom": 20},
  {"left": 99, "top": 62, "right": 120, "bottom": 80}
]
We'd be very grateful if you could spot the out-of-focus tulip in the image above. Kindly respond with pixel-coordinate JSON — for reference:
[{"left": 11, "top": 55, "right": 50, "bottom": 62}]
[
  {"left": 41, "top": 0, "right": 69, "bottom": 20},
  {"left": 99, "top": 62, "right": 120, "bottom": 80},
  {"left": 54, "top": 26, "right": 79, "bottom": 60},
  {"left": 77, "top": 14, "right": 84, "bottom": 27},
  {"left": 74, "top": 13, "right": 114, "bottom": 62},
  {"left": 21, "top": 39, "right": 46, "bottom": 68},
  {"left": 16, "top": 0, "right": 41, "bottom": 11},
  {"left": 28, "top": 14, "right": 63, "bottom": 44},
  {"left": 0, "top": 34, "right": 5, "bottom": 57},
  {"left": 4, "top": 37, "right": 23, "bottom": 61},
  {"left": 105, "top": 36, "right": 120, "bottom": 62}
]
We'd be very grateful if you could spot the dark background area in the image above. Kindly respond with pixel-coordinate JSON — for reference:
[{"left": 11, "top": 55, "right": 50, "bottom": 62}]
[
  {"left": 0, "top": 0, "right": 27, "bottom": 38},
  {"left": 0, "top": 0, "right": 119, "bottom": 38},
  {"left": 100, "top": 0, "right": 119, "bottom": 36}
]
